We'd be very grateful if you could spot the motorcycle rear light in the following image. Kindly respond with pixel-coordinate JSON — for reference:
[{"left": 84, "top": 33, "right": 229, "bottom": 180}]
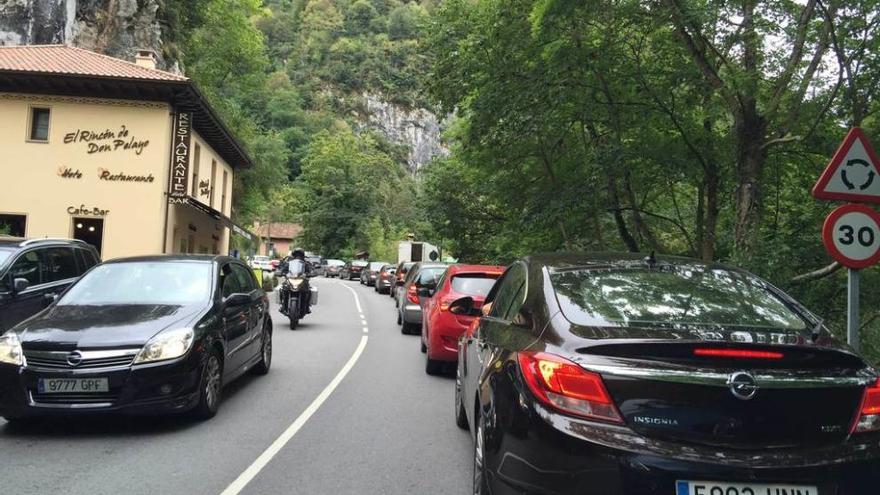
[
  {"left": 517, "top": 351, "right": 622, "bottom": 424},
  {"left": 853, "top": 379, "right": 880, "bottom": 433},
  {"left": 694, "top": 348, "right": 783, "bottom": 359},
  {"left": 407, "top": 284, "right": 419, "bottom": 304}
]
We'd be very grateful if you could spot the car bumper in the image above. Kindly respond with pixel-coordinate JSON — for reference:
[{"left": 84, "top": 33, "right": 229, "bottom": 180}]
[
  {"left": 486, "top": 402, "right": 880, "bottom": 495},
  {"left": 429, "top": 315, "right": 475, "bottom": 361},
  {"left": 0, "top": 352, "right": 204, "bottom": 418},
  {"left": 402, "top": 304, "right": 422, "bottom": 324}
]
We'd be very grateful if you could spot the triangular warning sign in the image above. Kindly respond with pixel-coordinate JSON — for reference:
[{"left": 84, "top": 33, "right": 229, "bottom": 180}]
[{"left": 813, "top": 128, "right": 880, "bottom": 203}]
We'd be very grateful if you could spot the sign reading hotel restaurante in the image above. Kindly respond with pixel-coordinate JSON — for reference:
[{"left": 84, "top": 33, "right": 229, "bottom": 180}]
[{"left": 168, "top": 111, "right": 192, "bottom": 204}]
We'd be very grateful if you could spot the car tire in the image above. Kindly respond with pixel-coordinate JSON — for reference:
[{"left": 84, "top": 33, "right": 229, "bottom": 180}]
[
  {"left": 455, "top": 366, "right": 469, "bottom": 430},
  {"left": 421, "top": 340, "right": 427, "bottom": 353},
  {"left": 192, "top": 350, "right": 223, "bottom": 420},
  {"left": 397, "top": 311, "right": 402, "bottom": 325},
  {"left": 426, "top": 356, "right": 443, "bottom": 375},
  {"left": 473, "top": 407, "right": 489, "bottom": 494},
  {"left": 251, "top": 322, "right": 272, "bottom": 375}
]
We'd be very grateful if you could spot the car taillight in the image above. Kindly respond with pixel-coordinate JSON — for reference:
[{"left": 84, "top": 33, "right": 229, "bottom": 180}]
[
  {"left": 853, "top": 379, "right": 880, "bottom": 433},
  {"left": 517, "top": 351, "right": 622, "bottom": 423},
  {"left": 694, "top": 348, "right": 783, "bottom": 359},
  {"left": 407, "top": 284, "right": 420, "bottom": 304}
]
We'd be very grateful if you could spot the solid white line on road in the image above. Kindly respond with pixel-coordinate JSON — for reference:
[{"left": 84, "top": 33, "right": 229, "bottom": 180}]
[{"left": 219, "top": 282, "right": 369, "bottom": 495}]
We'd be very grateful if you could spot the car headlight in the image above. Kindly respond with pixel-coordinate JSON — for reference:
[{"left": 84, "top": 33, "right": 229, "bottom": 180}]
[
  {"left": 0, "top": 333, "right": 23, "bottom": 366},
  {"left": 133, "top": 328, "right": 194, "bottom": 364}
]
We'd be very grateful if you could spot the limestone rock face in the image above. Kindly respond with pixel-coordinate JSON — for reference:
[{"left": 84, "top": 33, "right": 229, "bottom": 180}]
[
  {"left": 362, "top": 92, "right": 448, "bottom": 173},
  {"left": 0, "top": 0, "right": 174, "bottom": 71}
]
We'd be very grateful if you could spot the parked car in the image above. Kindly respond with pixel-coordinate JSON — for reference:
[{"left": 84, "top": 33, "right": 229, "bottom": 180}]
[
  {"left": 396, "top": 262, "right": 447, "bottom": 334},
  {"left": 421, "top": 264, "right": 504, "bottom": 375},
  {"left": 325, "top": 259, "right": 345, "bottom": 278},
  {"left": 456, "top": 253, "right": 880, "bottom": 494},
  {"left": 360, "top": 261, "right": 388, "bottom": 286},
  {"left": 0, "top": 255, "right": 272, "bottom": 422},
  {"left": 340, "top": 260, "right": 368, "bottom": 280},
  {"left": 375, "top": 265, "right": 396, "bottom": 294},
  {"left": 249, "top": 255, "right": 273, "bottom": 272},
  {"left": 0, "top": 237, "right": 100, "bottom": 333},
  {"left": 391, "top": 261, "right": 416, "bottom": 302},
  {"left": 306, "top": 255, "right": 324, "bottom": 277}
]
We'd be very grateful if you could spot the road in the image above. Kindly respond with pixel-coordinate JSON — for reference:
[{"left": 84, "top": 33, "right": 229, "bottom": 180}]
[{"left": 0, "top": 279, "right": 472, "bottom": 495}]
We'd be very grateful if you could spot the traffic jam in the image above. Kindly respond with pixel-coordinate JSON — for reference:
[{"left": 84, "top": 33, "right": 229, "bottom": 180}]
[{"left": 2, "top": 130, "right": 880, "bottom": 495}]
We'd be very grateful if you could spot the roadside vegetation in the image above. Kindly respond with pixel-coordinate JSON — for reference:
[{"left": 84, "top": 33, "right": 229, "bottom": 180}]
[{"left": 168, "top": 0, "right": 880, "bottom": 362}]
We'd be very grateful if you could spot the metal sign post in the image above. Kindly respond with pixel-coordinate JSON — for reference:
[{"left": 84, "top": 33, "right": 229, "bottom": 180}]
[{"left": 848, "top": 269, "right": 859, "bottom": 350}]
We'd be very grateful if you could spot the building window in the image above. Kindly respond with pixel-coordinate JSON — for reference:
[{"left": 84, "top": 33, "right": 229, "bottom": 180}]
[
  {"left": 192, "top": 143, "right": 201, "bottom": 197},
  {"left": 210, "top": 160, "right": 217, "bottom": 207},
  {"left": 28, "top": 107, "right": 51, "bottom": 142},
  {"left": 0, "top": 214, "right": 26, "bottom": 237},
  {"left": 221, "top": 171, "right": 228, "bottom": 215}
]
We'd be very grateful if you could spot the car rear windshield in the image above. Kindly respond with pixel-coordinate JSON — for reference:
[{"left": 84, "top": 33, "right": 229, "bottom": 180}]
[
  {"left": 451, "top": 273, "right": 499, "bottom": 297},
  {"left": 369, "top": 262, "right": 386, "bottom": 270},
  {"left": 353, "top": 261, "right": 369, "bottom": 267},
  {"left": 327, "top": 259, "right": 345, "bottom": 266},
  {"left": 400, "top": 262, "right": 415, "bottom": 273},
  {"left": 59, "top": 261, "right": 213, "bottom": 306},
  {"left": 418, "top": 267, "right": 446, "bottom": 286},
  {"left": 551, "top": 266, "right": 807, "bottom": 330}
]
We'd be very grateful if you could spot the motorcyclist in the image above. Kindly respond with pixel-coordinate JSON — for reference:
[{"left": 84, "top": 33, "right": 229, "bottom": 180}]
[{"left": 279, "top": 248, "right": 312, "bottom": 323}]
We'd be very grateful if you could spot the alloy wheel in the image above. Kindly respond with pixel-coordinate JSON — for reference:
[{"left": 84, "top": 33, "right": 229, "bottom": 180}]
[
  {"left": 262, "top": 329, "right": 272, "bottom": 368},
  {"left": 204, "top": 356, "right": 221, "bottom": 410},
  {"left": 473, "top": 412, "right": 487, "bottom": 494}
]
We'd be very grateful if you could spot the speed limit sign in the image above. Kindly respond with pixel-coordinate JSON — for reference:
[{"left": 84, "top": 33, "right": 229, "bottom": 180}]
[{"left": 822, "top": 203, "right": 880, "bottom": 269}]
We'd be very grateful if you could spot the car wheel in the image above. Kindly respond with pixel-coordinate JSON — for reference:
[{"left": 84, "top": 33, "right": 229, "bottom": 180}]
[
  {"left": 421, "top": 340, "right": 427, "bottom": 353},
  {"left": 426, "top": 355, "right": 443, "bottom": 375},
  {"left": 252, "top": 323, "right": 272, "bottom": 375},
  {"left": 397, "top": 311, "right": 402, "bottom": 326},
  {"left": 193, "top": 350, "right": 223, "bottom": 420},
  {"left": 473, "top": 408, "right": 489, "bottom": 494},
  {"left": 455, "top": 366, "right": 469, "bottom": 430}
]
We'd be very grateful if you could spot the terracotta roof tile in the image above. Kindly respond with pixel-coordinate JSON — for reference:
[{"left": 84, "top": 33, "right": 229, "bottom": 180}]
[
  {"left": 254, "top": 223, "right": 302, "bottom": 239},
  {"left": 0, "top": 45, "right": 187, "bottom": 82}
]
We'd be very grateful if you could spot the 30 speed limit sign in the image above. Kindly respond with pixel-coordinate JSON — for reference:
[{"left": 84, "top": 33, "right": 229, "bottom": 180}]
[{"left": 822, "top": 203, "right": 880, "bottom": 269}]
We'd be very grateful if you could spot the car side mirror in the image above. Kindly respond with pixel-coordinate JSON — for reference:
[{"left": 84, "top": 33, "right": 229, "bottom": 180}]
[
  {"left": 224, "top": 293, "right": 250, "bottom": 307},
  {"left": 449, "top": 296, "right": 479, "bottom": 316},
  {"left": 13, "top": 278, "right": 29, "bottom": 294},
  {"left": 481, "top": 301, "right": 493, "bottom": 317}
]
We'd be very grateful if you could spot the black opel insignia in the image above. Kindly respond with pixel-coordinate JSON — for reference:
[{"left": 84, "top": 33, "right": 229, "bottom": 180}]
[
  {"left": 0, "top": 255, "right": 272, "bottom": 422},
  {"left": 454, "top": 253, "right": 880, "bottom": 495}
]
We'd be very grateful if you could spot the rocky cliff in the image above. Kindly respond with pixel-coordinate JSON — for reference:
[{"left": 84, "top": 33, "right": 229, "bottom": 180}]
[
  {"left": 362, "top": 93, "right": 447, "bottom": 173},
  {"left": 0, "top": 0, "right": 172, "bottom": 70}
]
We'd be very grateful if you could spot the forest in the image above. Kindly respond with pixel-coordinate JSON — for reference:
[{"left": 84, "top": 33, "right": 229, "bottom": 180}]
[{"left": 165, "top": 0, "right": 880, "bottom": 361}]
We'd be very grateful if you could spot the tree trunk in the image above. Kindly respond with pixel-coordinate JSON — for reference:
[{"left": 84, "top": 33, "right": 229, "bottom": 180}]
[{"left": 733, "top": 104, "right": 767, "bottom": 253}]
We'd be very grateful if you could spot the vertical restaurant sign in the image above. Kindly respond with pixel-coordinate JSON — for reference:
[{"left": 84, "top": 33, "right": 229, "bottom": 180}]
[{"left": 168, "top": 111, "right": 192, "bottom": 204}]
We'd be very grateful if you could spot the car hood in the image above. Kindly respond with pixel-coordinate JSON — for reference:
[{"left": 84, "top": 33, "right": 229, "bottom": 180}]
[{"left": 13, "top": 304, "right": 204, "bottom": 350}]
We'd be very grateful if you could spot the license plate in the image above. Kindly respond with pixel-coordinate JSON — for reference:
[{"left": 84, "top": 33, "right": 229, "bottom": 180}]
[
  {"left": 37, "top": 378, "right": 109, "bottom": 394},
  {"left": 677, "top": 481, "right": 818, "bottom": 495}
]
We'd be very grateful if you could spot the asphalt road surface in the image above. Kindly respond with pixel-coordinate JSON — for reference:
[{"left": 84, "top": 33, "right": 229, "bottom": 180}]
[{"left": 0, "top": 279, "right": 472, "bottom": 495}]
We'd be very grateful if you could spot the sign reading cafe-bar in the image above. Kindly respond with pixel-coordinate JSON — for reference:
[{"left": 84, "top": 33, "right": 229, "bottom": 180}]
[{"left": 168, "top": 111, "right": 192, "bottom": 204}]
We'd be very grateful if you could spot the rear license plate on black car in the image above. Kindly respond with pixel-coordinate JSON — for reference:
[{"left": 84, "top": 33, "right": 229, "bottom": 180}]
[
  {"left": 37, "top": 378, "right": 109, "bottom": 393},
  {"left": 677, "top": 481, "right": 817, "bottom": 495}
]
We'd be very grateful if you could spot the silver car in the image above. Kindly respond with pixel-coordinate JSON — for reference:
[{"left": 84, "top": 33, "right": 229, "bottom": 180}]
[{"left": 396, "top": 262, "right": 447, "bottom": 335}]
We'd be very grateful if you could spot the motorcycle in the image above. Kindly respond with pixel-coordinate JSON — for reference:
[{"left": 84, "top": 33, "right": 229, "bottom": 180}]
[{"left": 276, "top": 259, "right": 318, "bottom": 329}]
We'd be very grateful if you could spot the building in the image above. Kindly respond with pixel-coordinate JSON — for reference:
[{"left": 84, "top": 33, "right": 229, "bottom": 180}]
[
  {"left": 253, "top": 222, "right": 302, "bottom": 257},
  {"left": 0, "top": 45, "right": 254, "bottom": 260}
]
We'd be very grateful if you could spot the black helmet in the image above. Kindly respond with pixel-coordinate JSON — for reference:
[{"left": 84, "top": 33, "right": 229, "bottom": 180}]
[{"left": 292, "top": 248, "right": 305, "bottom": 259}]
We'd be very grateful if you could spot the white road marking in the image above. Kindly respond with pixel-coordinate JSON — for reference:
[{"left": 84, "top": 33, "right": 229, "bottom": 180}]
[
  {"left": 362, "top": 326, "right": 369, "bottom": 333},
  {"left": 220, "top": 281, "right": 368, "bottom": 495}
]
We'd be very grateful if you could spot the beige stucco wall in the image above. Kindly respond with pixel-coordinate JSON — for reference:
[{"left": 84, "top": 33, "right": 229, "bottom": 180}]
[
  {"left": 0, "top": 94, "right": 172, "bottom": 260},
  {"left": 163, "top": 131, "right": 234, "bottom": 255},
  {"left": 0, "top": 93, "right": 237, "bottom": 260}
]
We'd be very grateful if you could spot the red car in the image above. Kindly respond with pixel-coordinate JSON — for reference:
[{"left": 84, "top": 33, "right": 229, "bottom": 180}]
[{"left": 421, "top": 264, "right": 504, "bottom": 375}]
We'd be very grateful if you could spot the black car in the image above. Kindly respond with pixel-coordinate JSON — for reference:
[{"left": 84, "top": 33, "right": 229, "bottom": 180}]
[
  {"left": 455, "top": 253, "right": 880, "bottom": 495},
  {"left": 0, "top": 255, "right": 271, "bottom": 422},
  {"left": 360, "top": 261, "right": 388, "bottom": 286},
  {"left": 0, "top": 237, "right": 100, "bottom": 333},
  {"left": 340, "top": 260, "right": 368, "bottom": 281}
]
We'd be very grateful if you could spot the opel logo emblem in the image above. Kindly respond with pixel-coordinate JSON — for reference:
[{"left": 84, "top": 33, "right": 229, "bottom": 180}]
[
  {"left": 67, "top": 351, "right": 83, "bottom": 367},
  {"left": 728, "top": 371, "right": 758, "bottom": 401}
]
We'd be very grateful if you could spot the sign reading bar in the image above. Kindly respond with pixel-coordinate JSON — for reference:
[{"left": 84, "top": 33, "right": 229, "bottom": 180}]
[{"left": 168, "top": 112, "right": 193, "bottom": 203}]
